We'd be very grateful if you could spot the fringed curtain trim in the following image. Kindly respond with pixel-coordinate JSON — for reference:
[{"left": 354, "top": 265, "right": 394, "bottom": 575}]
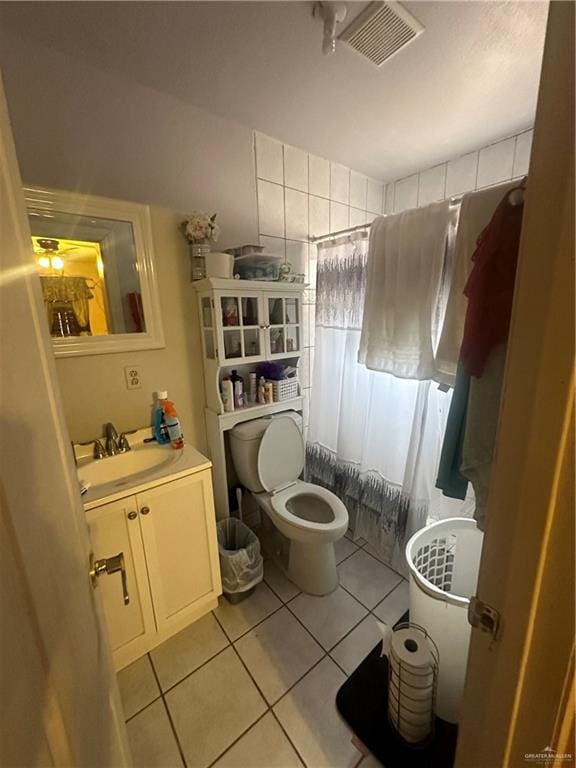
[{"left": 305, "top": 442, "right": 426, "bottom": 547}]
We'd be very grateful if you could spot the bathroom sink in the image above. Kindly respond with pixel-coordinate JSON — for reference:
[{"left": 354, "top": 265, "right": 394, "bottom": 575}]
[{"left": 78, "top": 444, "right": 180, "bottom": 488}]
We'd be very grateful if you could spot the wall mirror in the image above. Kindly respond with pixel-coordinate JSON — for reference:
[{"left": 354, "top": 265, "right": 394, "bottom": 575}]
[{"left": 25, "top": 187, "right": 165, "bottom": 357}]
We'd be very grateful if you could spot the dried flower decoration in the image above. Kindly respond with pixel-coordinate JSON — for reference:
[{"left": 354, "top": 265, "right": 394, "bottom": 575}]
[{"left": 181, "top": 212, "right": 220, "bottom": 244}]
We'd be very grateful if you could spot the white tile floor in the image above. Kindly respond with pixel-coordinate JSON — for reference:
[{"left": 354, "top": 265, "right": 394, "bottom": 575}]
[{"left": 119, "top": 535, "right": 409, "bottom": 768}]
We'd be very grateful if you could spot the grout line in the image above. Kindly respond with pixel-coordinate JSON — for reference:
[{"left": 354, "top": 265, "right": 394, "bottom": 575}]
[
  {"left": 205, "top": 709, "right": 271, "bottom": 768},
  {"left": 159, "top": 696, "right": 189, "bottom": 768},
  {"left": 262, "top": 574, "right": 301, "bottom": 605},
  {"left": 148, "top": 653, "right": 189, "bottom": 768},
  {"left": 269, "top": 708, "right": 310, "bottom": 768},
  {"left": 328, "top": 653, "right": 350, "bottom": 678},
  {"left": 124, "top": 692, "right": 163, "bottom": 724},
  {"left": 228, "top": 637, "right": 273, "bottom": 703},
  {"left": 283, "top": 586, "right": 368, "bottom": 654},
  {"left": 337, "top": 579, "right": 392, "bottom": 616},
  {"left": 334, "top": 541, "right": 362, "bottom": 568},
  {"left": 212, "top": 597, "right": 286, "bottom": 644},
  {"left": 269, "top": 652, "right": 329, "bottom": 707},
  {"left": 357, "top": 541, "right": 407, "bottom": 580},
  {"left": 153, "top": 640, "right": 232, "bottom": 698}
]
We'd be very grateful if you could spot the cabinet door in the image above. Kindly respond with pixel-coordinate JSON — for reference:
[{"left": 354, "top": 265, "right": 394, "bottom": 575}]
[
  {"left": 265, "top": 293, "right": 302, "bottom": 357},
  {"left": 199, "top": 293, "right": 217, "bottom": 360},
  {"left": 216, "top": 290, "right": 264, "bottom": 363},
  {"left": 137, "top": 471, "right": 222, "bottom": 634},
  {"left": 87, "top": 497, "right": 156, "bottom": 668}
]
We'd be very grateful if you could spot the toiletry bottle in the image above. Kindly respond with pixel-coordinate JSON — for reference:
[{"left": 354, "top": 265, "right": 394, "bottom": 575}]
[
  {"left": 264, "top": 382, "right": 274, "bottom": 404},
  {"left": 162, "top": 398, "right": 184, "bottom": 450},
  {"left": 230, "top": 370, "right": 244, "bottom": 409},
  {"left": 153, "top": 391, "right": 171, "bottom": 444},
  {"left": 221, "top": 377, "right": 234, "bottom": 412},
  {"left": 249, "top": 372, "right": 257, "bottom": 404},
  {"left": 258, "top": 376, "right": 266, "bottom": 405}
]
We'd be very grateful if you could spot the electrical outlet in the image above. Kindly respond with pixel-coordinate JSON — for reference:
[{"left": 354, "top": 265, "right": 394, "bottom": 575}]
[{"left": 124, "top": 366, "right": 142, "bottom": 390}]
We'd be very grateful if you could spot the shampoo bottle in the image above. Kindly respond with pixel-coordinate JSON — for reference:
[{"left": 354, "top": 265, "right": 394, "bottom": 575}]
[
  {"left": 230, "top": 370, "right": 244, "bottom": 409},
  {"left": 221, "top": 378, "right": 234, "bottom": 412},
  {"left": 248, "top": 372, "right": 257, "bottom": 404},
  {"left": 258, "top": 376, "right": 266, "bottom": 405}
]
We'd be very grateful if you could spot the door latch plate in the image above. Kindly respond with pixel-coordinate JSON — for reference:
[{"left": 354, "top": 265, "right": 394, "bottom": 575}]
[{"left": 468, "top": 595, "right": 501, "bottom": 641}]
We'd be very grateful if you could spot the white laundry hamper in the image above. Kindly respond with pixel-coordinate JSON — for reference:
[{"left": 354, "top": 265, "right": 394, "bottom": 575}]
[{"left": 405, "top": 518, "right": 484, "bottom": 724}]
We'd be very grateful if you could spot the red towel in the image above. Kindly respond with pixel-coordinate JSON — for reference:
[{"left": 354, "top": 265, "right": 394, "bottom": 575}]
[{"left": 460, "top": 184, "right": 525, "bottom": 377}]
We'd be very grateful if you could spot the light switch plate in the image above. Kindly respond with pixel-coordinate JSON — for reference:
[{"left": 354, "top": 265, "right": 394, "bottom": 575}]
[{"left": 124, "top": 366, "right": 142, "bottom": 390}]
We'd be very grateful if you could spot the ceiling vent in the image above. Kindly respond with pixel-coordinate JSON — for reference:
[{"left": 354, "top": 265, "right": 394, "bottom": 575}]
[{"left": 339, "top": 1, "right": 424, "bottom": 67}]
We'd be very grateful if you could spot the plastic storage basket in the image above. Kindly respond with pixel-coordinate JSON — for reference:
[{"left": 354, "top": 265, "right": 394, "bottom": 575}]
[
  {"left": 405, "top": 518, "right": 483, "bottom": 724},
  {"left": 271, "top": 379, "right": 299, "bottom": 402}
]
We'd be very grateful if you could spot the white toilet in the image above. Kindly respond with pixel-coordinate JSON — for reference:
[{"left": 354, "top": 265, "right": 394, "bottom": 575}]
[{"left": 230, "top": 414, "right": 348, "bottom": 595}]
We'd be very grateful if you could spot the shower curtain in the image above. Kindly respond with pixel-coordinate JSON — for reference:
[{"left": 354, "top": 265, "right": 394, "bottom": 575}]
[{"left": 306, "top": 234, "right": 471, "bottom": 573}]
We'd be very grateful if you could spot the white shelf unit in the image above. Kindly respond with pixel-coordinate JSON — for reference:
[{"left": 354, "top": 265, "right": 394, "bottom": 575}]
[{"left": 194, "top": 278, "right": 306, "bottom": 518}]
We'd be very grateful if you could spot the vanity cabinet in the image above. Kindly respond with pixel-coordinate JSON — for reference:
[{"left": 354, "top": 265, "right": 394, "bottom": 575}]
[{"left": 86, "top": 469, "right": 221, "bottom": 670}]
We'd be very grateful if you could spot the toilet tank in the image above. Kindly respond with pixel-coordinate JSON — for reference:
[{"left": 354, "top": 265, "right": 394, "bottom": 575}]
[{"left": 230, "top": 412, "right": 302, "bottom": 492}]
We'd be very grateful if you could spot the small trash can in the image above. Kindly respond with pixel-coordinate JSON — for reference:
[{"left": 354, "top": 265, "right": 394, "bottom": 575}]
[{"left": 217, "top": 518, "right": 263, "bottom": 604}]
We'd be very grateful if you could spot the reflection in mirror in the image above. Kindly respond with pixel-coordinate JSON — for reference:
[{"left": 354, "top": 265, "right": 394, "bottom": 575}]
[
  {"left": 30, "top": 214, "right": 144, "bottom": 338},
  {"left": 24, "top": 188, "right": 164, "bottom": 357}
]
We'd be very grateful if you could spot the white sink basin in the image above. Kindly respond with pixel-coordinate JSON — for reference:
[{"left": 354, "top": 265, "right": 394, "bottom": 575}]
[{"left": 78, "top": 445, "right": 180, "bottom": 488}]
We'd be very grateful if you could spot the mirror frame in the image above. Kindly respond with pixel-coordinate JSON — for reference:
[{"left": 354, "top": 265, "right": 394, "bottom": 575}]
[{"left": 25, "top": 186, "right": 165, "bottom": 357}]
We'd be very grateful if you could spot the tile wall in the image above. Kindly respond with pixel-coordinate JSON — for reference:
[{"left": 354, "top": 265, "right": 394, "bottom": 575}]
[{"left": 254, "top": 128, "right": 533, "bottom": 435}]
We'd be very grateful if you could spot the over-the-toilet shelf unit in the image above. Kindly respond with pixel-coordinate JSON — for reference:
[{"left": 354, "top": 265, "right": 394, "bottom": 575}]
[{"left": 194, "top": 277, "right": 306, "bottom": 519}]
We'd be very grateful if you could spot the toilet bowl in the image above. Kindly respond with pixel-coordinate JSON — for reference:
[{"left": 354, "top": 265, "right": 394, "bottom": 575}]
[{"left": 229, "top": 414, "right": 348, "bottom": 595}]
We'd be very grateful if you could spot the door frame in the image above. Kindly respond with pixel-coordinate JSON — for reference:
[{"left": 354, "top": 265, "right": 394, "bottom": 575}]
[
  {"left": 0, "top": 74, "right": 130, "bottom": 766},
  {"left": 455, "top": 2, "right": 575, "bottom": 765}
]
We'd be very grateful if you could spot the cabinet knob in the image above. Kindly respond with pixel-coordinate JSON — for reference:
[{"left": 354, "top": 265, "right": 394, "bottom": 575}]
[
  {"left": 140, "top": 506, "right": 150, "bottom": 515},
  {"left": 127, "top": 511, "right": 137, "bottom": 520}
]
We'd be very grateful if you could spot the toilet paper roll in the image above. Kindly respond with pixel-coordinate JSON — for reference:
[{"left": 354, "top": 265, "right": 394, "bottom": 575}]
[
  {"left": 387, "top": 626, "right": 435, "bottom": 744},
  {"left": 390, "top": 627, "right": 435, "bottom": 669},
  {"left": 206, "top": 252, "right": 234, "bottom": 278}
]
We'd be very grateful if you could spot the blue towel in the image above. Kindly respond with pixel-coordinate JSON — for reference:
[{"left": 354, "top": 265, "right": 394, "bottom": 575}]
[{"left": 436, "top": 363, "right": 470, "bottom": 499}]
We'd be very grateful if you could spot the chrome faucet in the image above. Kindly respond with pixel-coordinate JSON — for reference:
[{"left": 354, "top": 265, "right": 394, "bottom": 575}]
[
  {"left": 118, "top": 430, "right": 136, "bottom": 453},
  {"left": 79, "top": 438, "right": 106, "bottom": 460},
  {"left": 104, "top": 423, "right": 120, "bottom": 456}
]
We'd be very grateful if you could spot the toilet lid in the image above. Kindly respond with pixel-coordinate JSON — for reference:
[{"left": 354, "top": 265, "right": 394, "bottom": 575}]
[{"left": 257, "top": 417, "right": 305, "bottom": 492}]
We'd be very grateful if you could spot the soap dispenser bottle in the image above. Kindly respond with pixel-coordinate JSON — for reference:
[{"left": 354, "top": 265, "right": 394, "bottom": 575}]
[
  {"left": 153, "top": 391, "right": 171, "bottom": 444},
  {"left": 163, "top": 397, "right": 184, "bottom": 450}
]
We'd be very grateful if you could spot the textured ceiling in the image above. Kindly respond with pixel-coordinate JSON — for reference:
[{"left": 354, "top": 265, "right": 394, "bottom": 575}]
[{"left": 0, "top": 1, "right": 548, "bottom": 180}]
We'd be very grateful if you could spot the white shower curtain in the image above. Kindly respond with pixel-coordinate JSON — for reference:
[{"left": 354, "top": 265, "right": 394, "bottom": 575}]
[{"left": 306, "top": 235, "right": 471, "bottom": 573}]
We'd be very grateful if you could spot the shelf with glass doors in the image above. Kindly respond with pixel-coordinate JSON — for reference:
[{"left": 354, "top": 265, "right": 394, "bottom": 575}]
[{"left": 193, "top": 277, "right": 306, "bottom": 415}]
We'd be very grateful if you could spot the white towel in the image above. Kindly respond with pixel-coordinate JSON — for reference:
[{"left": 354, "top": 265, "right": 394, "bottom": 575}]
[
  {"left": 358, "top": 200, "right": 458, "bottom": 380},
  {"left": 435, "top": 182, "right": 518, "bottom": 385}
]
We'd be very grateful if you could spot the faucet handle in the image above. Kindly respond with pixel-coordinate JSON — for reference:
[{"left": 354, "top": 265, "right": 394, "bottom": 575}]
[
  {"left": 118, "top": 430, "right": 137, "bottom": 453},
  {"left": 79, "top": 439, "right": 106, "bottom": 460},
  {"left": 104, "top": 422, "right": 120, "bottom": 456}
]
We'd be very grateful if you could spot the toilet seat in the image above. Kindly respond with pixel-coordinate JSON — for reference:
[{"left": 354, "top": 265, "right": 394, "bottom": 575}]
[
  {"left": 257, "top": 416, "right": 304, "bottom": 492},
  {"left": 269, "top": 480, "right": 348, "bottom": 536}
]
